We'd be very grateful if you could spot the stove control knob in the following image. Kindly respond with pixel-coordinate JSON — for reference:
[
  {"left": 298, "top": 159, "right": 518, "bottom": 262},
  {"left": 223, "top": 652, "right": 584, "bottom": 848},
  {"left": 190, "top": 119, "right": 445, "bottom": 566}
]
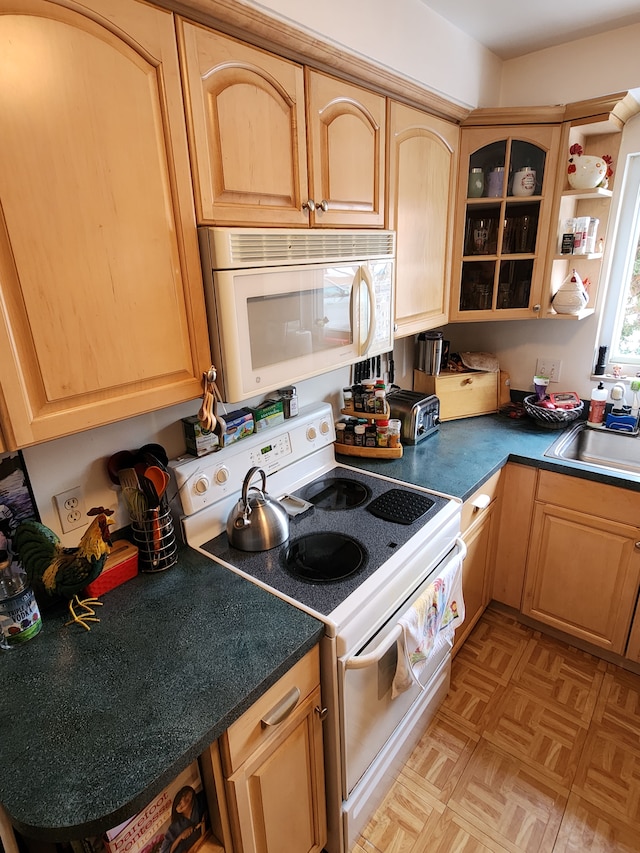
[
  {"left": 306, "top": 425, "right": 317, "bottom": 441},
  {"left": 319, "top": 419, "right": 331, "bottom": 436},
  {"left": 215, "top": 466, "right": 230, "bottom": 485},
  {"left": 194, "top": 475, "right": 209, "bottom": 495}
]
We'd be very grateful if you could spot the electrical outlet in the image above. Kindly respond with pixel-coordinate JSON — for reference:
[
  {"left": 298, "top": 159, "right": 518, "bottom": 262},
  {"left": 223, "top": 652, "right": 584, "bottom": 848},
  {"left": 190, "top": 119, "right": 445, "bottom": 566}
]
[
  {"left": 53, "top": 487, "right": 86, "bottom": 534},
  {"left": 536, "top": 358, "right": 562, "bottom": 383}
]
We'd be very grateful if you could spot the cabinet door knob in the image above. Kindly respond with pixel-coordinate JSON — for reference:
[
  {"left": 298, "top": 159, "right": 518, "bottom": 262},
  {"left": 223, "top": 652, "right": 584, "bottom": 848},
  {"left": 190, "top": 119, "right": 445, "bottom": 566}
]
[
  {"left": 463, "top": 377, "right": 473, "bottom": 385},
  {"left": 532, "top": 304, "right": 541, "bottom": 312},
  {"left": 303, "top": 199, "right": 316, "bottom": 212},
  {"left": 316, "top": 199, "right": 329, "bottom": 212},
  {"left": 314, "top": 705, "right": 328, "bottom": 721},
  {"left": 635, "top": 541, "right": 640, "bottom": 550},
  {"left": 261, "top": 686, "right": 300, "bottom": 727}
]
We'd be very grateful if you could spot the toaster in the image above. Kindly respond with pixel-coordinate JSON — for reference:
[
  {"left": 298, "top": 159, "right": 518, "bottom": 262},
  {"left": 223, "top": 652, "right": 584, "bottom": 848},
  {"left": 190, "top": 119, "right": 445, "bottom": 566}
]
[{"left": 387, "top": 389, "right": 440, "bottom": 445}]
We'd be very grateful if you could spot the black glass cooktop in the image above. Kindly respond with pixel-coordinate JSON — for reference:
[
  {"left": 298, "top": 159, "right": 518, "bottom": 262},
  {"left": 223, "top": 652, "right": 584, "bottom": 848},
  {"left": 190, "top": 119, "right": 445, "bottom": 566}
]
[{"left": 200, "top": 468, "right": 451, "bottom": 617}]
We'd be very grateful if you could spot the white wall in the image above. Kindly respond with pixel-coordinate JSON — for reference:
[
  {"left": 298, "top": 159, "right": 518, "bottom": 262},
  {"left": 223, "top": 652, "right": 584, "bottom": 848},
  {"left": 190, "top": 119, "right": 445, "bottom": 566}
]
[
  {"left": 500, "top": 24, "right": 640, "bottom": 107},
  {"left": 248, "top": 0, "right": 502, "bottom": 108}
]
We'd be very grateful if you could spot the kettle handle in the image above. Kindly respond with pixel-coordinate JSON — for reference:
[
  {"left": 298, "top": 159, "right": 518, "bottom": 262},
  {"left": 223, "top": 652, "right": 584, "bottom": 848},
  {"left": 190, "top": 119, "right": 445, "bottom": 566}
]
[{"left": 241, "top": 467, "right": 267, "bottom": 506}]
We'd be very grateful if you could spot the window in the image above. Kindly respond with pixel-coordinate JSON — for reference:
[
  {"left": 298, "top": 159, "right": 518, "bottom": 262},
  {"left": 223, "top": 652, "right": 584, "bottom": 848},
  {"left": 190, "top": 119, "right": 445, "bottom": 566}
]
[{"left": 598, "top": 114, "right": 640, "bottom": 369}]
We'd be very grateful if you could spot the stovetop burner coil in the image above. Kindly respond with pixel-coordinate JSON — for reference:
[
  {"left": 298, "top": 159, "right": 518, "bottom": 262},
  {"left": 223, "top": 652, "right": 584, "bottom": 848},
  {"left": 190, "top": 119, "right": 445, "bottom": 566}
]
[{"left": 366, "top": 488, "right": 435, "bottom": 525}]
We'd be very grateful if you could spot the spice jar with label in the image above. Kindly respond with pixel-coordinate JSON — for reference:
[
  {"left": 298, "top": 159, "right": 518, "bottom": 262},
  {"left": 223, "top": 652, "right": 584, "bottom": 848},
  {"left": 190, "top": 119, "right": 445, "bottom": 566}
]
[
  {"left": 376, "top": 419, "right": 389, "bottom": 447},
  {"left": 388, "top": 419, "right": 402, "bottom": 448},
  {"left": 365, "top": 424, "right": 377, "bottom": 447},
  {"left": 354, "top": 423, "right": 366, "bottom": 446}
]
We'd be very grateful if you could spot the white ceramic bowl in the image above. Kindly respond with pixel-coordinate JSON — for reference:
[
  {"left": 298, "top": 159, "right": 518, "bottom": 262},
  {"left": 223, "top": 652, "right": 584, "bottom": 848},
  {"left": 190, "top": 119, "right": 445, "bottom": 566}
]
[{"left": 567, "top": 154, "right": 607, "bottom": 190}]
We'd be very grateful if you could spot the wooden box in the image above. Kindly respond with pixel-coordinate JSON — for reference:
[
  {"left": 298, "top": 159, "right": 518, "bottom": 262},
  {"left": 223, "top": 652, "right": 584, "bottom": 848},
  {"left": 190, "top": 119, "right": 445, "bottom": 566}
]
[{"left": 414, "top": 369, "right": 498, "bottom": 421}]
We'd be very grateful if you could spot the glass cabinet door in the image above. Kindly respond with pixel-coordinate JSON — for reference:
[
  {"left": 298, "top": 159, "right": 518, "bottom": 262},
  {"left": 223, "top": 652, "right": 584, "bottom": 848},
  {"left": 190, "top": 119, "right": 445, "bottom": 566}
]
[{"left": 452, "top": 125, "right": 561, "bottom": 319}]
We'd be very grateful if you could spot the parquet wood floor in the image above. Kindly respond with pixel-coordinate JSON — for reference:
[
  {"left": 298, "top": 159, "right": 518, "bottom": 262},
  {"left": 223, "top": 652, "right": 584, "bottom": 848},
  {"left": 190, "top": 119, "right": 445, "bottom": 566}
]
[{"left": 352, "top": 604, "right": 640, "bottom": 853}]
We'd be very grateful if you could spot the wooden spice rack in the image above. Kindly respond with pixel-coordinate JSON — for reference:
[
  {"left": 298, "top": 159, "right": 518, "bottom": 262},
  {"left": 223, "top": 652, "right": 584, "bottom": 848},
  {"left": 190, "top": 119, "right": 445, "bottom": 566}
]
[{"left": 334, "top": 408, "right": 403, "bottom": 458}]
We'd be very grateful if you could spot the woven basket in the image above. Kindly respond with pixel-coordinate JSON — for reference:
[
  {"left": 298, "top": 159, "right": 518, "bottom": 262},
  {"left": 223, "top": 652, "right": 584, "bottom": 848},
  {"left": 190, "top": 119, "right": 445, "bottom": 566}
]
[{"left": 523, "top": 394, "right": 584, "bottom": 429}]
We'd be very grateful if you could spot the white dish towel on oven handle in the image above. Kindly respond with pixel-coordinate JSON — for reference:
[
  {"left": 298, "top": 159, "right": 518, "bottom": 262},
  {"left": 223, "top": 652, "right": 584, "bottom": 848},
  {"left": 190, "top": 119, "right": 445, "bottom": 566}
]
[{"left": 392, "top": 537, "right": 467, "bottom": 699}]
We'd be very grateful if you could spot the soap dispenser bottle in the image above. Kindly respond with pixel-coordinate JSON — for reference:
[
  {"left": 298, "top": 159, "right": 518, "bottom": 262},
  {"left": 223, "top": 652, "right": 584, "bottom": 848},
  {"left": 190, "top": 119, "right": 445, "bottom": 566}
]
[{"left": 587, "top": 381, "right": 607, "bottom": 426}]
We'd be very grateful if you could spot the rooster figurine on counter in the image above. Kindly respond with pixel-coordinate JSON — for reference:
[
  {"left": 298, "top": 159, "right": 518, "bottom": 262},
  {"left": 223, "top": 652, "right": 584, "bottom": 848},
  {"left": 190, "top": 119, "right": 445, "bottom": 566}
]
[{"left": 13, "top": 508, "right": 114, "bottom": 630}]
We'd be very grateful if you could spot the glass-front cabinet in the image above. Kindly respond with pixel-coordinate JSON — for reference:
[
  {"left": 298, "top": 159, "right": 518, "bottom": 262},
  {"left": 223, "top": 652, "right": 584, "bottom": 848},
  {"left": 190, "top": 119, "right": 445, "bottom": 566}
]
[{"left": 450, "top": 124, "right": 561, "bottom": 320}]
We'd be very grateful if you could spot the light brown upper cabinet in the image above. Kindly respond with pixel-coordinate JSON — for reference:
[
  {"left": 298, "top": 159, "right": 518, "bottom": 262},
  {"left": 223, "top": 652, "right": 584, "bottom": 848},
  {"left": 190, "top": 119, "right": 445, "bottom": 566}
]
[
  {"left": 387, "top": 102, "right": 459, "bottom": 336},
  {"left": 0, "top": 0, "right": 210, "bottom": 449},
  {"left": 177, "top": 21, "right": 386, "bottom": 227},
  {"left": 449, "top": 123, "right": 561, "bottom": 321}
]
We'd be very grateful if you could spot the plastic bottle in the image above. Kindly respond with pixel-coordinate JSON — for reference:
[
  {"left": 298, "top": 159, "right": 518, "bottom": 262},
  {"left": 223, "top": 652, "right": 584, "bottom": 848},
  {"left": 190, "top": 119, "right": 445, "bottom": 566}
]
[
  {"left": 0, "top": 558, "right": 42, "bottom": 649},
  {"left": 587, "top": 381, "right": 607, "bottom": 425}
]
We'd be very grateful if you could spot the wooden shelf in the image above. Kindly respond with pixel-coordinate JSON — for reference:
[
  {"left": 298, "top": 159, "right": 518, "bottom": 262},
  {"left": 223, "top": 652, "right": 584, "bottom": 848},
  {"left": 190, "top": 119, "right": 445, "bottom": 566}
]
[
  {"left": 553, "top": 253, "right": 603, "bottom": 261},
  {"left": 544, "top": 307, "right": 595, "bottom": 320},
  {"left": 335, "top": 442, "right": 403, "bottom": 458},
  {"left": 561, "top": 186, "right": 612, "bottom": 200},
  {"left": 340, "top": 408, "right": 390, "bottom": 420}
]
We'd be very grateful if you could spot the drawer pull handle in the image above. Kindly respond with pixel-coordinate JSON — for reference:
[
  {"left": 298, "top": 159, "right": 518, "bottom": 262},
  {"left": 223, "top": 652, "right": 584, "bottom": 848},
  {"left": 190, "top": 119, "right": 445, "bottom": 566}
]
[
  {"left": 261, "top": 686, "right": 301, "bottom": 727},
  {"left": 314, "top": 706, "right": 328, "bottom": 721},
  {"left": 472, "top": 494, "right": 491, "bottom": 513}
]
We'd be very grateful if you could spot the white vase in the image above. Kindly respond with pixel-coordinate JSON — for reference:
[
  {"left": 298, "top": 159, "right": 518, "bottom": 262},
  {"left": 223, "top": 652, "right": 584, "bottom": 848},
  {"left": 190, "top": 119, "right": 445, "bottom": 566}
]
[
  {"left": 567, "top": 154, "right": 607, "bottom": 190},
  {"left": 552, "top": 269, "right": 589, "bottom": 314}
]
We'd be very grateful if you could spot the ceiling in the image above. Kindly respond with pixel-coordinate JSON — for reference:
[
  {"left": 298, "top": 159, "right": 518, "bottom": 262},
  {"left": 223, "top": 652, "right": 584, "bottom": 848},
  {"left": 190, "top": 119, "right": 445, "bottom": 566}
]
[{"left": 419, "top": 0, "right": 640, "bottom": 59}]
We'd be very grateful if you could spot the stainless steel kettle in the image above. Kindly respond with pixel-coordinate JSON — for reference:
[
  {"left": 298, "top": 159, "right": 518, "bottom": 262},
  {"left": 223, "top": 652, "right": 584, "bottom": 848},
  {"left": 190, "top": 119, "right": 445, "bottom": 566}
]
[{"left": 226, "top": 467, "right": 290, "bottom": 552}]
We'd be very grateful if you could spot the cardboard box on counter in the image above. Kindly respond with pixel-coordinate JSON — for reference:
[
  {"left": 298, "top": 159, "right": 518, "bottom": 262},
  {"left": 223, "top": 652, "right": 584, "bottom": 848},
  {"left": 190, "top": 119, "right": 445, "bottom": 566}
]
[
  {"left": 249, "top": 398, "right": 285, "bottom": 431},
  {"left": 182, "top": 415, "right": 220, "bottom": 457},
  {"left": 216, "top": 408, "right": 254, "bottom": 446}
]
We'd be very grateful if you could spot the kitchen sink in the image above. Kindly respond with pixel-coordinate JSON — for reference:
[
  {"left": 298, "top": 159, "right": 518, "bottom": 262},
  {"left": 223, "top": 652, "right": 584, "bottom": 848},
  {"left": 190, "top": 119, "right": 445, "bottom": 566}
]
[{"left": 544, "top": 420, "right": 640, "bottom": 475}]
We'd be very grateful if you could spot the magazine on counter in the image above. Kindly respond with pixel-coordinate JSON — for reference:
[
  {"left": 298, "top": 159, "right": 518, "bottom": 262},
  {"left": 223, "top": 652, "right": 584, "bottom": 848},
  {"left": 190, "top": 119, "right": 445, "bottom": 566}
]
[{"left": 103, "top": 761, "right": 210, "bottom": 853}]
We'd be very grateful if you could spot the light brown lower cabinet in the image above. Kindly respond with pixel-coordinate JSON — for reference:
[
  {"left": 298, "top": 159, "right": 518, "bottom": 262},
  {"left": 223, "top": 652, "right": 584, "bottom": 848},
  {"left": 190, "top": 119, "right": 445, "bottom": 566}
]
[
  {"left": 453, "top": 471, "right": 501, "bottom": 654},
  {"left": 522, "top": 471, "right": 640, "bottom": 655},
  {"left": 491, "top": 463, "right": 538, "bottom": 609},
  {"left": 205, "top": 646, "right": 327, "bottom": 853}
]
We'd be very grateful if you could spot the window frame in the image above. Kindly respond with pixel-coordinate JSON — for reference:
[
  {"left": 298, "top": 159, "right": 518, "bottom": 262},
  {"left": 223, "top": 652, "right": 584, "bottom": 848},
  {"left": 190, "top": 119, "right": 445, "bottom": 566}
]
[{"left": 596, "top": 114, "right": 640, "bottom": 369}]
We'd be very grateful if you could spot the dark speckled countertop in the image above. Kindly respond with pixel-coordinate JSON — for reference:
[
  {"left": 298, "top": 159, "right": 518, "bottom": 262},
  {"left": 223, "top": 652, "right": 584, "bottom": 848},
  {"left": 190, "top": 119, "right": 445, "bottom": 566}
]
[
  {"left": 0, "top": 547, "right": 323, "bottom": 842},
  {"left": 4, "top": 410, "right": 640, "bottom": 845},
  {"left": 338, "top": 412, "right": 640, "bottom": 498}
]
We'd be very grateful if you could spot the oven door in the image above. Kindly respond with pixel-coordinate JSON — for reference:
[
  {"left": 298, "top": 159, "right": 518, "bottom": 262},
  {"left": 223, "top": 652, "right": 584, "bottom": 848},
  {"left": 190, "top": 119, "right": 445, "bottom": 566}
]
[{"left": 338, "top": 537, "right": 466, "bottom": 797}]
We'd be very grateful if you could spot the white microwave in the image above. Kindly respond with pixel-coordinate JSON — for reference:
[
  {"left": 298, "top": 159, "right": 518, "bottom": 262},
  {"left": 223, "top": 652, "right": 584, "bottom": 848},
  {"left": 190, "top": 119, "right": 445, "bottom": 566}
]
[{"left": 198, "top": 227, "right": 396, "bottom": 403}]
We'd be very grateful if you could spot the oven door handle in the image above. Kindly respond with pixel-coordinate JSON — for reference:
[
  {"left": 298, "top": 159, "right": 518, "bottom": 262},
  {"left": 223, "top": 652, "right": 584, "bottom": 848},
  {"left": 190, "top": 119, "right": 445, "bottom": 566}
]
[{"left": 344, "top": 537, "right": 467, "bottom": 671}]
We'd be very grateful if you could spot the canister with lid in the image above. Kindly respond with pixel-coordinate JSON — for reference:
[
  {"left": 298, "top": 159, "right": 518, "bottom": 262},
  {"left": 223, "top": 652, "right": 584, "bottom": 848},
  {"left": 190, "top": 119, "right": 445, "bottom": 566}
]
[
  {"left": 487, "top": 166, "right": 504, "bottom": 197},
  {"left": 467, "top": 167, "right": 484, "bottom": 198},
  {"left": 278, "top": 386, "right": 298, "bottom": 418}
]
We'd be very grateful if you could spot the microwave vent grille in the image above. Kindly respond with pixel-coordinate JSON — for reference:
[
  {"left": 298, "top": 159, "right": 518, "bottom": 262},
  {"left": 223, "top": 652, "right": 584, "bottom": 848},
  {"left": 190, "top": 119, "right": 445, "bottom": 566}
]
[{"left": 210, "top": 229, "right": 395, "bottom": 268}]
